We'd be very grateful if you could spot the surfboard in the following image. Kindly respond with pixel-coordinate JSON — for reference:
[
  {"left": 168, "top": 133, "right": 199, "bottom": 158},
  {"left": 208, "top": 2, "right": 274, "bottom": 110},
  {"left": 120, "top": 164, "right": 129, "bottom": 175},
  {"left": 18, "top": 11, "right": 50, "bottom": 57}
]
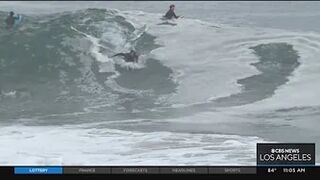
[
  {"left": 158, "top": 21, "right": 177, "bottom": 26},
  {"left": 158, "top": 17, "right": 178, "bottom": 26}
]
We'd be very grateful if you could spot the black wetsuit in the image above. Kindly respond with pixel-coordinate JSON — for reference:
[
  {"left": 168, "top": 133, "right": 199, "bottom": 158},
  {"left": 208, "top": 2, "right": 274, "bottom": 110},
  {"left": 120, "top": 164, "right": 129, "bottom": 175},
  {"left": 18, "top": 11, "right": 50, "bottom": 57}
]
[
  {"left": 164, "top": 9, "right": 178, "bottom": 19},
  {"left": 112, "top": 53, "right": 139, "bottom": 63}
]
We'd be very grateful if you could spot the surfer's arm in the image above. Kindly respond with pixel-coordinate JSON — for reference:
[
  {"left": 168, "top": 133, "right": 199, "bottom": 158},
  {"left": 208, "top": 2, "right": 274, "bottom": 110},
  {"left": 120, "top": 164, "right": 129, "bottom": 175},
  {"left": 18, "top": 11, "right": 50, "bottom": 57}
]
[{"left": 173, "top": 12, "right": 179, "bottom": 19}]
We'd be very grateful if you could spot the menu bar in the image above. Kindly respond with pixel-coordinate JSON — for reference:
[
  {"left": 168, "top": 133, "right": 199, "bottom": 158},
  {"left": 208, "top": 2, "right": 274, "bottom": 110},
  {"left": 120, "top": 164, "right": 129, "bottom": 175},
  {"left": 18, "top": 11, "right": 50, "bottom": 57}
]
[{"left": 2, "top": 166, "right": 317, "bottom": 175}]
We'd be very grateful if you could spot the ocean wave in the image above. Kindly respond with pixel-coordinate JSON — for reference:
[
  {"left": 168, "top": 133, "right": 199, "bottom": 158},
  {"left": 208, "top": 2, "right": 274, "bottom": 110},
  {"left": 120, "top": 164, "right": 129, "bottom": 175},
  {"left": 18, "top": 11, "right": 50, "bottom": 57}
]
[{"left": 1, "top": 8, "right": 320, "bottom": 119}]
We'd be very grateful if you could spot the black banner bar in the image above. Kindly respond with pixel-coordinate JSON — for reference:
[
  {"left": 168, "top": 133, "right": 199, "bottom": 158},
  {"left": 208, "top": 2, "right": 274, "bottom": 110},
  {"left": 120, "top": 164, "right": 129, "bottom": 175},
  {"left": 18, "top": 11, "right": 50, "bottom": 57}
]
[{"left": 1, "top": 166, "right": 320, "bottom": 176}]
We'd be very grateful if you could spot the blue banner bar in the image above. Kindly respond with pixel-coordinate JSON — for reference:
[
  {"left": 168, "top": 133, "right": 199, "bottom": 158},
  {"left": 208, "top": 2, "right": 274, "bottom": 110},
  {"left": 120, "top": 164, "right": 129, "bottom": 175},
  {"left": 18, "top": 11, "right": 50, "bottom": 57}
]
[{"left": 14, "top": 167, "right": 63, "bottom": 174}]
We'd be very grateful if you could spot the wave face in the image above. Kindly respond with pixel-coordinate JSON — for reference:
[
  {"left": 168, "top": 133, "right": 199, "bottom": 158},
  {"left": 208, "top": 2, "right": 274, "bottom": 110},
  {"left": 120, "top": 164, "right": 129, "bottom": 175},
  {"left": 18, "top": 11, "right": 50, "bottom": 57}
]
[
  {"left": 1, "top": 7, "right": 320, "bottom": 165},
  {"left": 0, "top": 9, "right": 177, "bottom": 121}
]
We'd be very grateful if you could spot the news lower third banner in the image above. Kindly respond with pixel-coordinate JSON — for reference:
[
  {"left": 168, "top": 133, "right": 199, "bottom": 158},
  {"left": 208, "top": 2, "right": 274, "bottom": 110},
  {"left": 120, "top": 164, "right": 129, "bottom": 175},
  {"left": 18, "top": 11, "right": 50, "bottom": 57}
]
[
  {"left": 0, "top": 143, "right": 316, "bottom": 176},
  {"left": 257, "top": 143, "right": 316, "bottom": 166}
]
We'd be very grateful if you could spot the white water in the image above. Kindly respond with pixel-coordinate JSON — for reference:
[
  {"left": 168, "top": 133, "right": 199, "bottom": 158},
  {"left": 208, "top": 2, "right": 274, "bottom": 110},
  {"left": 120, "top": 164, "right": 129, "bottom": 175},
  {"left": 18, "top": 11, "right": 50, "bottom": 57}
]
[
  {"left": 122, "top": 11, "right": 320, "bottom": 108},
  {"left": 0, "top": 123, "right": 265, "bottom": 165}
]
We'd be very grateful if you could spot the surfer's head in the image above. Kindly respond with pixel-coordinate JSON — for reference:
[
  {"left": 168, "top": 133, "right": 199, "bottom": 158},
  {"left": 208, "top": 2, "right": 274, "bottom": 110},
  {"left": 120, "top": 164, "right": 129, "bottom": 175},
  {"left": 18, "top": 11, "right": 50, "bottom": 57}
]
[
  {"left": 9, "top": 11, "right": 14, "bottom": 16},
  {"left": 169, "top": 4, "right": 175, "bottom": 10}
]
